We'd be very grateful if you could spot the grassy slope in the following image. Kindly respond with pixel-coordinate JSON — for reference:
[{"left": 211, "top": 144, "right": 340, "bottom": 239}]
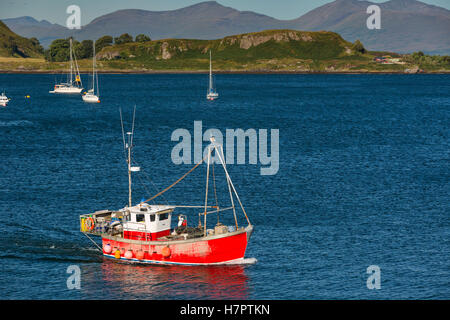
[
  {"left": 0, "top": 21, "right": 43, "bottom": 58},
  {"left": 0, "top": 29, "right": 448, "bottom": 72},
  {"left": 96, "top": 29, "right": 361, "bottom": 71}
]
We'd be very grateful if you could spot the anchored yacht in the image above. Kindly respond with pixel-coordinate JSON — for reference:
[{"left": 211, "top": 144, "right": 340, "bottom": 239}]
[
  {"left": 0, "top": 92, "right": 10, "bottom": 107},
  {"left": 50, "top": 38, "right": 83, "bottom": 94},
  {"left": 206, "top": 51, "right": 219, "bottom": 101},
  {"left": 82, "top": 41, "right": 100, "bottom": 103}
]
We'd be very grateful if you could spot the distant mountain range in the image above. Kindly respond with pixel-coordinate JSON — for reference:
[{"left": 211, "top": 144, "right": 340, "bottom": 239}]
[
  {"left": 2, "top": 0, "right": 450, "bottom": 54},
  {"left": 291, "top": 0, "right": 450, "bottom": 54},
  {"left": 2, "top": 16, "right": 69, "bottom": 49}
]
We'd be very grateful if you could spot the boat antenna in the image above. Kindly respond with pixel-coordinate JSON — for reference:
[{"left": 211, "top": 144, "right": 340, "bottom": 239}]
[
  {"left": 130, "top": 105, "right": 136, "bottom": 149},
  {"left": 119, "top": 107, "right": 138, "bottom": 207},
  {"left": 119, "top": 108, "right": 126, "bottom": 155}
]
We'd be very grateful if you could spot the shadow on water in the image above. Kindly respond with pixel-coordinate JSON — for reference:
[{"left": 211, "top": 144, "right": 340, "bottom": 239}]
[{"left": 80, "top": 259, "right": 252, "bottom": 299}]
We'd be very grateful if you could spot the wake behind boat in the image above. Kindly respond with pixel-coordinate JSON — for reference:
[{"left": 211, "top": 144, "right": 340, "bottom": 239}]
[
  {"left": 49, "top": 38, "right": 83, "bottom": 94},
  {"left": 80, "top": 110, "right": 253, "bottom": 265},
  {"left": 82, "top": 41, "right": 100, "bottom": 103}
]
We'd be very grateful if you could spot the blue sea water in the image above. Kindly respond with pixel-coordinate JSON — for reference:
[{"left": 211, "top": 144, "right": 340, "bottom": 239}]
[{"left": 0, "top": 73, "right": 449, "bottom": 300}]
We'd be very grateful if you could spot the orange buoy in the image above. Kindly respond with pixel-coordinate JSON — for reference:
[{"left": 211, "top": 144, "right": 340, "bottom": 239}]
[
  {"left": 136, "top": 250, "right": 144, "bottom": 260},
  {"left": 125, "top": 250, "right": 133, "bottom": 259},
  {"left": 103, "top": 243, "right": 112, "bottom": 254},
  {"left": 114, "top": 250, "right": 121, "bottom": 259},
  {"left": 161, "top": 246, "right": 171, "bottom": 258}
]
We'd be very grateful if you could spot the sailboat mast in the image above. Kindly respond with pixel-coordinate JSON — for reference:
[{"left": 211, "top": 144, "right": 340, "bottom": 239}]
[
  {"left": 69, "top": 38, "right": 73, "bottom": 85},
  {"left": 95, "top": 42, "right": 99, "bottom": 97},
  {"left": 209, "top": 50, "right": 212, "bottom": 91},
  {"left": 92, "top": 41, "right": 95, "bottom": 93}
]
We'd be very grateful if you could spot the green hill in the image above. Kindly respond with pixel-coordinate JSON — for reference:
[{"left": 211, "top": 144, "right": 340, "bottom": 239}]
[
  {"left": 0, "top": 20, "right": 44, "bottom": 58},
  {"left": 95, "top": 29, "right": 365, "bottom": 71},
  {"left": 1, "top": 28, "right": 448, "bottom": 72}
]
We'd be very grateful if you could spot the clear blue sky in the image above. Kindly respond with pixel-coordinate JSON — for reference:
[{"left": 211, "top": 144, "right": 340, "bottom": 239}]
[{"left": 0, "top": 0, "right": 449, "bottom": 25}]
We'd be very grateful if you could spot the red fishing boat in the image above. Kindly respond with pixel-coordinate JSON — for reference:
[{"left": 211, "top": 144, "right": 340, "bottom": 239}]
[{"left": 80, "top": 110, "right": 253, "bottom": 265}]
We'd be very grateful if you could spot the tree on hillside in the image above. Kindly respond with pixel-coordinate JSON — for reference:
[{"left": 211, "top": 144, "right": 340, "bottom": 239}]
[
  {"left": 5, "top": 38, "right": 19, "bottom": 57},
  {"left": 135, "top": 34, "right": 151, "bottom": 42},
  {"left": 45, "top": 38, "right": 91, "bottom": 61},
  {"left": 411, "top": 51, "right": 424, "bottom": 61},
  {"left": 441, "top": 56, "right": 450, "bottom": 64},
  {"left": 352, "top": 40, "right": 366, "bottom": 54},
  {"left": 95, "top": 35, "right": 113, "bottom": 53},
  {"left": 45, "top": 38, "right": 71, "bottom": 62},
  {"left": 114, "top": 33, "right": 133, "bottom": 45},
  {"left": 29, "top": 37, "right": 44, "bottom": 54},
  {"left": 76, "top": 40, "right": 93, "bottom": 59}
]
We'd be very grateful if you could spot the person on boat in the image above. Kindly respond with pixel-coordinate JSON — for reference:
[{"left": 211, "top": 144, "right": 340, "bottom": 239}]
[{"left": 178, "top": 215, "right": 187, "bottom": 228}]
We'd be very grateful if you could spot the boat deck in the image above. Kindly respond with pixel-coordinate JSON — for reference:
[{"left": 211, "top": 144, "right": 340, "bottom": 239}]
[
  {"left": 80, "top": 210, "right": 121, "bottom": 236},
  {"left": 80, "top": 210, "right": 230, "bottom": 241}
]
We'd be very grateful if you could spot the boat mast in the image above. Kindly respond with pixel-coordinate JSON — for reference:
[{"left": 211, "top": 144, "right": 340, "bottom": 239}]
[
  {"left": 212, "top": 138, "right": 251, "bottom": 227},
  {"left": 127, "top": 131, "right": 132, "bottom": 207},
  {"left": 219, "top": 144, "right": 238, "bottom": 229},
  {"left": 120, "top": 107, "right": 136, "bottom": 208},
  {"left": 73, "top": 46, "right": 82, "bottom": 88},
  {"left": 203, "top": 146, "right": 211, "bottom": 236},
  {"left": 92, "top": 41, "right": 95, "bottom": 93},
  {"left": 95, "top": 42, "right": 99, "bottom": 97},
  {"left": 69, "top": 38, "right": 73, "bottom": 85},
  {"left": 138, "top": 137, "right": 251, "bottom": 230},
  {"left": 209, "top": 50, "right": 213, "bottom": 92}
]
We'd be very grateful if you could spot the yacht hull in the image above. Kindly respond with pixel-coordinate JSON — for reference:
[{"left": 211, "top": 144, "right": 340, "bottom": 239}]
[
  {"left": 0, "top": 95, "right": 9, "bottom": 107},
  {"left": 50, "top": 86, "right": 83, "bottom": 94},
  {"left": 82, "top": 94, "right": 100, "bottom": 103},
  {"left": 207, "top": 93, "right": 219, "bottom": 100}
]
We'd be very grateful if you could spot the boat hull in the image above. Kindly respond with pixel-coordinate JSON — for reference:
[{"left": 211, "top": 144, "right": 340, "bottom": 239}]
[
  {"left": 0, "top": 96, "right": 9, "bottom": 107},
  {"left": 101, "top": 225, "right": 253, "bottom": 265},
  {"left": 50, "top": 87, "right": 83, "bottom": 94},
  {"left": 82, "top": 94, "right": 100, "bottom": 103},
  {"left": 207, "top": 93, "right": 219, "bottom": 100}
]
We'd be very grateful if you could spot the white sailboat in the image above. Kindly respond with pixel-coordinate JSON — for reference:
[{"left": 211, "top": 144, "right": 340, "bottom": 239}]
[
  {"left": 82, "top": 41, "right": 100, "bottom": 103},
  {"left": 50, "top": 38, "right": 83, "bottom": 94},
  {"left": 0, "top": 92, "right": 10, "bottom": 107},
  {"left": 206, "top": 50, "right": 219, "bottom": 100}
]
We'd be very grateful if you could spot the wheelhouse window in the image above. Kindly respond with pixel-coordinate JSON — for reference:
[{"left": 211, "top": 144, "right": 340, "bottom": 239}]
[
  {"left": 149, "top": 214, "right": 155, "bottom": 222},
  {"left": 159, "top": 213, "right": 168, "bottom": 221},
  {"left": 136, "top": 214, "right": 145, "bottom": 223}
]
